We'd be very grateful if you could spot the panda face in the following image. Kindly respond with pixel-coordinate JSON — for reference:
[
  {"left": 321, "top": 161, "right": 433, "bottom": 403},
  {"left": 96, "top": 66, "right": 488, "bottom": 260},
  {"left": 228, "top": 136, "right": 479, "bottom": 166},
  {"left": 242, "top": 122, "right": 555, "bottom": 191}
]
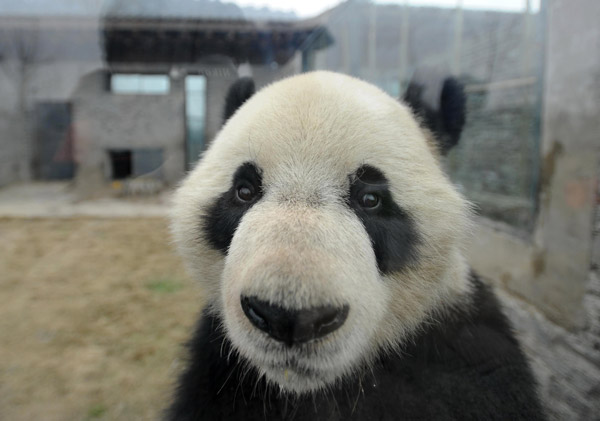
[{"left": 171, "top": 71, "right": 471, "bottom": 394}]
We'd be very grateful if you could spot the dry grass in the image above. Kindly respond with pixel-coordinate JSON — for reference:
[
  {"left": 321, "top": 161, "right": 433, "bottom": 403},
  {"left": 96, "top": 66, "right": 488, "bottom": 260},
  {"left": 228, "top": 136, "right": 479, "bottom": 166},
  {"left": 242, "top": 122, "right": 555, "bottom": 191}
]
[{"left": 0, "top": 218, "right": 203, "bottom": 420}]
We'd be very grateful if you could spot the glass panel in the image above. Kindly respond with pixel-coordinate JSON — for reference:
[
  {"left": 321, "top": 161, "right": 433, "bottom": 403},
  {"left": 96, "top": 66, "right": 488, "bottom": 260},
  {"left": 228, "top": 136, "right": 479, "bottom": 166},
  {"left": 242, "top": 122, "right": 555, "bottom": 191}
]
[
  {"left": 110, "top": 74, "right": 141, "bottom": 94},
  {"left": 0, "top": 0, "right": 545, "bottom": 230},
  {"left": 185, "top": 76, "right": 206, "bottom": 92},
  {"left": 312, "top": 1, "right": 544, "bottom": 230},
  {"left": 185, "top": 75, "right": 207, "bottom": 169},
  {"left": 111, "top": 74, "right": 169, "bottom": 94},
  {"left": 139, "top": 75, "right": 170, "bottom": 94}
]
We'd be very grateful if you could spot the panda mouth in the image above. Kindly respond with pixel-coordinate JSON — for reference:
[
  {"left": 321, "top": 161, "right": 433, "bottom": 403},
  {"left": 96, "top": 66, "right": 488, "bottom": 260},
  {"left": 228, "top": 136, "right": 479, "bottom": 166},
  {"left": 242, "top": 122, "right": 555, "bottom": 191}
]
[
  {"left": 268, "top": 358, "right": 321, "bottom": 379},
  {"left": 239, "top": 320, "right": 367, "bottom": 392}
]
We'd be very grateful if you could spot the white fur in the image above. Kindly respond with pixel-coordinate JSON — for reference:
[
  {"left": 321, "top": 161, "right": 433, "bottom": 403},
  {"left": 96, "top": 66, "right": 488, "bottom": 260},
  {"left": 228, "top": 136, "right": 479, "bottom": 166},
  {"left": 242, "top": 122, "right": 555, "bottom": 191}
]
[{"left": 171, "top": 71, "right": 472, "bottom": 394}]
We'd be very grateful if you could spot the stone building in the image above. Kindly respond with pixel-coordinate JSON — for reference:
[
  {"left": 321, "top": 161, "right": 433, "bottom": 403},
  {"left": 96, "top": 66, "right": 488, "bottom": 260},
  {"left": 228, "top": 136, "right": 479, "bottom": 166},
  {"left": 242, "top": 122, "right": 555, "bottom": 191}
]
[{"left": 72, "top": 15, "right": 330, "bottom": 196}]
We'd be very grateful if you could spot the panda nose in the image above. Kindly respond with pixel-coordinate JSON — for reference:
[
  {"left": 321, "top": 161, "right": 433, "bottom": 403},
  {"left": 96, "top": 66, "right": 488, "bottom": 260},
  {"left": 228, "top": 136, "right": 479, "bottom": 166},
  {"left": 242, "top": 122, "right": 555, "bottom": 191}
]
[{"left": 240, "top": 296, "right": 349, "bottom": 347}]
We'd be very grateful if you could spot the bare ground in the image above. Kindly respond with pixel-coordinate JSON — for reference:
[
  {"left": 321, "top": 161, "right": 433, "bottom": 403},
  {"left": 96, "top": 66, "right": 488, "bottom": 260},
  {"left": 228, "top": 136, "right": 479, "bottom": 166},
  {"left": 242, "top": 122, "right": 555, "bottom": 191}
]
[{"left": 0, "top": 217, "right": 203, "bottom": 420}]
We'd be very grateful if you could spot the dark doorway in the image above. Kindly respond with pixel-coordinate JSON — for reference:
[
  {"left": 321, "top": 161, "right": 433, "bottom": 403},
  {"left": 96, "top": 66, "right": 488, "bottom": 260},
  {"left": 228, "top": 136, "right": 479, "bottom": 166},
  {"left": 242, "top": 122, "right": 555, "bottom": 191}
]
[
  {"left": 34, "top": 102, "right": 75, "bottom": 180},
  {"left": 109, "top": 150, "right": 132, "bottom": 179}
]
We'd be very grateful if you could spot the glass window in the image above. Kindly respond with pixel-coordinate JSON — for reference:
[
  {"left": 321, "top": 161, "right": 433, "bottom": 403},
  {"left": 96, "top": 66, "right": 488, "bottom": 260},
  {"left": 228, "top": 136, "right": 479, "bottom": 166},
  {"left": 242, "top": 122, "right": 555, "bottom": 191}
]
[
  {"left": 110, "top": 74, "right": 170, "bottom": 94},
  {"left": 185, "top": 75, "right": 207, "bottom": 170},
  {"left": 0, "top": 0, "right": 545, "bottom": 230},
  {"left": 311, "top": 1, "right": 544, "bottom": 230}
]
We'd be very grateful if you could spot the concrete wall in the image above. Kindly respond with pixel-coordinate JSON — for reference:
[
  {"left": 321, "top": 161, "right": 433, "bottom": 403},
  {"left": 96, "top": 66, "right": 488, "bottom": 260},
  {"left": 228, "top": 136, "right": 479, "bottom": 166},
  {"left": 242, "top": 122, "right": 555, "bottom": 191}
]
[
  {"left": 204, "top": 68, "right": 238, "bottom": 149},
  {"left": 468, "top": 0, "right": 600, "bottom": 417},
  {"left": 71, "top": 64, "right": 237, "bottom": 192},
  {"left": 0, "top": 60, "right": 102, "bottom": 186},
  {"left": 72, "top": 69, "right": 187, "bottom": 193},
  {"left": 0, "top": 106, "right": 32, "bottom": 186}
]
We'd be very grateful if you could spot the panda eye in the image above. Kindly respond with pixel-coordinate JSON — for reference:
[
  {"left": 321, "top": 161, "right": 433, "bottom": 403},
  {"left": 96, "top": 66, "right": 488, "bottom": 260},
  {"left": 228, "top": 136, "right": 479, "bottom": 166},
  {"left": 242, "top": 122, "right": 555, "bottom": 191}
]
[
  {"left": 236, "top": 185, "right": 256, "bottom": 203},
  {"left": 359, "top": 193, "right": 380, "bottom": 209}
]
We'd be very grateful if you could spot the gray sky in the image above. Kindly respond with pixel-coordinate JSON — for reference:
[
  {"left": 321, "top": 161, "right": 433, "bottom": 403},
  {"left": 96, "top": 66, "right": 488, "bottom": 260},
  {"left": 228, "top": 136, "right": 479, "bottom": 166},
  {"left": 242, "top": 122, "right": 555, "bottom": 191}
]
[{"left": 232, "top": 0, "right": 541, "bottom": 18}]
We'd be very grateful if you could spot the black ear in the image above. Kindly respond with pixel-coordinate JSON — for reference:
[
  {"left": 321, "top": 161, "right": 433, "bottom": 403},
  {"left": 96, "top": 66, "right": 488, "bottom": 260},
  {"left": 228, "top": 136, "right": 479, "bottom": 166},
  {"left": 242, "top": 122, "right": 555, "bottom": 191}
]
[
  {"left": 439, "top": 78, "right": 466, "bottom": 151},
  {"left": 402, "top": 77, "right": 466, "bottom": 155},
  {"left": 223, "top": 77, "right": 255, "bottom": 122}
]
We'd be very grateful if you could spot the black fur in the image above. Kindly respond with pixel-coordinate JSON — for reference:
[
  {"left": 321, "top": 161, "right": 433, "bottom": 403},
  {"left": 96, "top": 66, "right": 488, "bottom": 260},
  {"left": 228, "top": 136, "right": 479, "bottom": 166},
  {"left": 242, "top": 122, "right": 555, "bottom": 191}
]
[
  {"left": 203, "top": 162, "right": 263, "bottom": 253},
  {"left": 223, "top": 77, "right": 256, "bottom": 122},
  {"left": 347, "top": 165, "right": 420, "bottom": 274},
  {"left": 166, "top": 275, "right": 544, "bottom": 420},
  {"left": 402, "top": 78, "right": 466, "bottom": 155}
]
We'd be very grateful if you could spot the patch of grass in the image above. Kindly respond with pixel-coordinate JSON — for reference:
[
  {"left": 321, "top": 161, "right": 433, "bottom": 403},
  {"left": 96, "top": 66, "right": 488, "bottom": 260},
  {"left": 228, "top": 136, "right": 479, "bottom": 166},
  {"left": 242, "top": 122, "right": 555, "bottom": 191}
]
[
  {"left": 146, "top": 278, "right": 183, "bottom": 294},
  {"left": 87, "top": 403, "right": 107, "bottom": 419}
]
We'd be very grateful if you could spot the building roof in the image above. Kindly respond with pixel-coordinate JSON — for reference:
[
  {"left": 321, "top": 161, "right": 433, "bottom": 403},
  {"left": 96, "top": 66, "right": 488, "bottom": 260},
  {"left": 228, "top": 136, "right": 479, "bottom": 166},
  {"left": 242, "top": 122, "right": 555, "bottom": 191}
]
[
  {"left": 0, "top": 13, "right": 332, "bottom": 66},
  {"left": 102, "top": 17, "right": 332, "bottom": 65},
  {"left": 0, "top": 0, "right": 297, "bottom": 21}
]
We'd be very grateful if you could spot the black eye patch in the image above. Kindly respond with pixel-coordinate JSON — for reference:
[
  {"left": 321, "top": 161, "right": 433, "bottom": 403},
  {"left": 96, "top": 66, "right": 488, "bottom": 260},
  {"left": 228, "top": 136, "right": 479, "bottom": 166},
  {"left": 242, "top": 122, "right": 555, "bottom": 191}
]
[
  {"left": 203, "top": 162, "right": 263, "bottom": 254},
  {"left": 348, "top": 165, "right": 420, "bottom": 274}
]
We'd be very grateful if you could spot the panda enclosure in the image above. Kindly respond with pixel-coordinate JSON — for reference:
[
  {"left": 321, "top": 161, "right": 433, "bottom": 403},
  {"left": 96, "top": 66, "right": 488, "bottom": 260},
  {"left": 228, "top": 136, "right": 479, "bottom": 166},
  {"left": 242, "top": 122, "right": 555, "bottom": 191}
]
[{"left": 0, "top": 0, "right": 599, "bottom": 420}]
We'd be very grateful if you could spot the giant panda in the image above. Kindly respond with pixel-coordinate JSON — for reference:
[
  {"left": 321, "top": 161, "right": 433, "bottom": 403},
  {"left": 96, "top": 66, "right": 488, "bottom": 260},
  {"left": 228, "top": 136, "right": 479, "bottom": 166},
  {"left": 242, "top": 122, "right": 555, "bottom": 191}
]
[{"left": 167, "top": 71, "right": 544, "bottom": 420}]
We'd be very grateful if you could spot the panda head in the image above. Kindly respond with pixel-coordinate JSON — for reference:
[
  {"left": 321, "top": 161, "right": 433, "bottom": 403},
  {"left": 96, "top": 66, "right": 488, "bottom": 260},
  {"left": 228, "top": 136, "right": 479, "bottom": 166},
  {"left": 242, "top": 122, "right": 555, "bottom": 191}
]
[{"left": 171, "top": 71, "right": 471, "bottom": 394}]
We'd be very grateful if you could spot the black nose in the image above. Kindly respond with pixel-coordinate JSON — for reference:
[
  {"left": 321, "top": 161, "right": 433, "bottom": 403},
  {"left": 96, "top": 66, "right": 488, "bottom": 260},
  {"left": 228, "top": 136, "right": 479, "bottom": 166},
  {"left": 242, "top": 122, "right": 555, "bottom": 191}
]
[{"left": 240, "top": 296, "right": 349, "bottom": 347}]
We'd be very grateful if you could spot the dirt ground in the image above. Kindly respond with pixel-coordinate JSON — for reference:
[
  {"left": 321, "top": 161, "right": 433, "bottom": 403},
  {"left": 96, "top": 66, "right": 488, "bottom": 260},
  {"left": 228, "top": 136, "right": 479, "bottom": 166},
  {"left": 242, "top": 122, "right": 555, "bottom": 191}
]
[{"left": 0, "top": 217, "right": 204, "bottom": 420}]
